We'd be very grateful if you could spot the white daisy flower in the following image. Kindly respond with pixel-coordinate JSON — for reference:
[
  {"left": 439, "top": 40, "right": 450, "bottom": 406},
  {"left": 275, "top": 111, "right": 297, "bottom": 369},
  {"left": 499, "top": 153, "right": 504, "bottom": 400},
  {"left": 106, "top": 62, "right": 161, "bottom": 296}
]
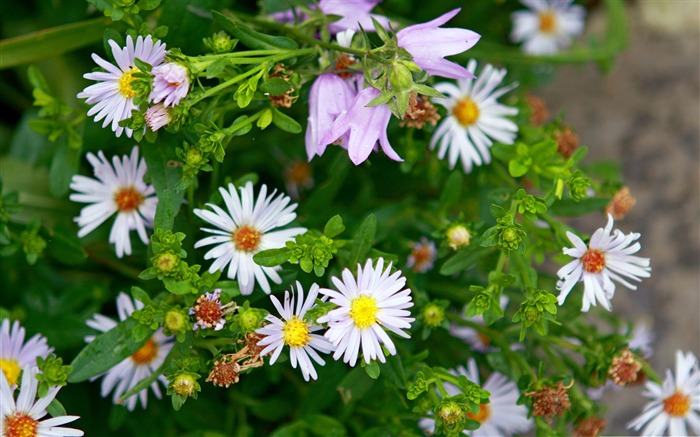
[
  {"left": 0, "top": 319, "right": 52, "bottom": 387},
  {"left": 69, "top": 146, "right": 158, "bottom": 259},
  {"left": 78, "top": 35, "right": 166, "bottom": 138},
  {"left": 256, "top": 282, "right": 334, "bottom": 381},
  {"left": 628, "top": 321, "right": 655, "bottom": 359},
  {"left": 430, "top": 59, "right": 518, "bottom": 173},
  {"left": 85, "top": 292, "right": 174, "bottom": 411},
  {"left": 628, "top": 350, "right": 700, "bottom": 436},
  {"left": 193, "top": 182, "right": 306, "bottom": 295},
  {"left": 556, "top": 214, "right": 651, "bottom": 312},
  {"left": 1, "top": 366, "right": 84, "bottom": 436},
  {"left": 317, "top": 258, "right": 414, "bottom": 367},
  {"left": 510, "top": 0, "right": 586, "bottom": 55},
  {"left": 418, "top": 359, "right": 532, "bottom": 436}
]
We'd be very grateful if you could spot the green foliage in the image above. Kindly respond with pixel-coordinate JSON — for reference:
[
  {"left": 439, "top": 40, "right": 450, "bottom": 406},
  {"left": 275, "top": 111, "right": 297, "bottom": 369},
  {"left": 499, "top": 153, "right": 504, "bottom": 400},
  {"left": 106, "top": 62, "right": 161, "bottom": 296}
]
[{"left": 512, "top": 288, "right": 560, "bottom": 341}]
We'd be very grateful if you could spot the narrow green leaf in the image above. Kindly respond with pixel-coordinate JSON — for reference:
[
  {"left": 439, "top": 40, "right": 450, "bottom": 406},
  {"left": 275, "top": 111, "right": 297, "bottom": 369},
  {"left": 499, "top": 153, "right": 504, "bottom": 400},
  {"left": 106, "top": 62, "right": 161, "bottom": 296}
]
[
  {"left": 549, "top": 197, "right": 610, "bottom": 216},
  {"left": 440, "top": 247, "right": 492, "bottom": 276},
  {"left": 140, "top": 138, "right": 185, "bottom": 231},
  {"left": 46, "top": 399, "right": 67, "bottom": 417},
  {"left": 0, "top": 18, "right": 109, "bottom": 69},
  {"left": 49, "top": 137, "right": 82, "bottom": 198},
  {"left": 439, "top": 171, "right": 463, "bottom": 213},
  {"left": 213, "top": 11, "right": 298, "bottom": 50},
  {"left": 259, "top": 77, "right": 293, "bottom": 95},
  {"left": 69, "top": 318, "right": 153, "bottom": 383},
  {"left": 350, "top": 214, "right": 376, "bottom": 266}
]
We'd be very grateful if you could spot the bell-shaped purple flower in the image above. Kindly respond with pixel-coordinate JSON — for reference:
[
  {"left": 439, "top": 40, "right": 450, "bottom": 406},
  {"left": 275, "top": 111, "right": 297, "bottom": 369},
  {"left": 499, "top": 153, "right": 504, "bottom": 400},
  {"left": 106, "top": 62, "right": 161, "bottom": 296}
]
[
  {"left": 305, "top": 73, "right": 357, "bottom": 161},
  {"left": 319, "top": 0, "right": 390, "bottom": 34},
  {"left": 319, "top": 86, "right": 402, "bottom": 165},
  {"left": 397, "top": 8, "right": 481, "bottom": 79}
]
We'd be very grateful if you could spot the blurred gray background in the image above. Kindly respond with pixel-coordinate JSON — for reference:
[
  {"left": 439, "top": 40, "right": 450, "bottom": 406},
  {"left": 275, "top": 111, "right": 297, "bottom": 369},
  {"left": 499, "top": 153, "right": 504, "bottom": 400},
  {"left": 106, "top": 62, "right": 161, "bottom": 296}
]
[{"left": 539, "top": 0, "right": 699, "bottom": 433}]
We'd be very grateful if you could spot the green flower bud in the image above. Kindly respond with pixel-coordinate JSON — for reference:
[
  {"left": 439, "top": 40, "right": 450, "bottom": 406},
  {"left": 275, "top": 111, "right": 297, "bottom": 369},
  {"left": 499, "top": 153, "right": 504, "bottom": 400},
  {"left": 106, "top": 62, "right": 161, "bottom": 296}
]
[
  {"left": 446, "top": 224, "right": 471, "bottom": 250},
  {"left": 237, "top": 307, "right": 265, "bottom": 333},
  {"left": 154, "top": 251, "right": 180, "bottom": 274},
  {"left": 568, "top": 170, "right": 591, "bottom": 202},
  {"left": 203, "top": 31, "right": 235, "bottom": 54},
  {"left": 170, "top": 372, "right": 201, "bottom": 398},
  {"left": 422, "top": 302, "right": 446, "bottom": 328},
  {"left": 164, "top": 309, "right": 188, "bottom": 334},
  {"left": 437, "top": 401, "right": 464, "bottom": 426},
  {"left": 390, "top": 61, "right": 414, "bottom": 93}
]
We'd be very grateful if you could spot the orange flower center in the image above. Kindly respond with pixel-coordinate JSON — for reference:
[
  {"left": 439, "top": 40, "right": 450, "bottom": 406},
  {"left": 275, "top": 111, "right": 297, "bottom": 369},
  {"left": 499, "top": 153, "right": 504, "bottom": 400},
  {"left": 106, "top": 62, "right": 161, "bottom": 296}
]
[
  {"left": 131, "top": 338, "right": 158, "bottom": 365},
  {"left": 193, "top": 297, "right": 223, "bottom": 328},
  {"left": 286, "top": 161, "right": 312, "bottom": 186},
  {"left": 4, "top": 412, "right": 38, "bottom": 437},
  {"left": 453, "top": 98, "right": 480, "bottom": 127},
  {"left": 467, "top": 403, "right": 491, "bottom": 423},
  {"left": 233, "top": 226, "right": 262, "bottom": 252},
  {"left": 581, "top": 249, "right": 606, "bottom": 273},
  {"left": 335, "top": 54, "right": 357, "bottom": 79},
  {"left": 539, "top": 11, "right": 557, "bottom": 33},
  {"left": 663, "top": 391, "right": 690, "bottom": 417},
  {"left": 114, "top": 187, "right": 144, "bottom": 212}
]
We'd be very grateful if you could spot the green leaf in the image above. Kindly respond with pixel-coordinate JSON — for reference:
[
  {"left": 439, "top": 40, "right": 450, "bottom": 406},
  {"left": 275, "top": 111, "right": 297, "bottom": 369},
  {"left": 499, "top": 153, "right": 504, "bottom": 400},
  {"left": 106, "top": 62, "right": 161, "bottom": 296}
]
[
  {"left": 48, "top": 222, "right": 87, "bottom": 265},
  {"left": 508, "top": 160, "right": 529, "bottom": 178},
  {"left": 253, "top": 247, "right": 291, "bottom": 267},
  {"left": 259, "top": 77, "right": 293, "bottom": 95},
  {"left": 139, "top": 0, "right": 161, "bottom": 11},
  {"left": 439, "top": 171, "right": 463, "bottom": 212},
  {"left": 213, "top": 11, "right": 298, "bottom": 50},
  {"left": 140, "top": 138, "right": 185, "bottom": 231},
  {"left": 350, "top": 214, "right": 376, "bottom": 265},
  {"left": 271, "top": 107, "right": 302, "bottom": 134},
  {"left": 49, "top": 137, "right": 82, "bottom": 198},
  {"left": 163, "top": 277, "right": 198, "bottom": 295},
  {"left": 160, "top": 0, "right": 213, "bottom": 54},
  {"left": 305, "top": 414, "right": 347, "bottom": 437},
  {"left": 323, "top": 215, "right": 345, "bottom": 238},
  {"left": 549, "top": 197, "right": 610, "bottom": 216},
  {"left": 69, "top": 318, "right": 153, "bottom": 382},
  {"left": 46, "top": 399, "right": 66, "bottom": 417},
  {"left": 0, "top": 18, "right": 109, "bottom": 69},
  {"left": 364, "top": 361, "right": 380, "bottom": 379},
  {"left": 440, "top": 247, "right": 492, "bottom": 276}
]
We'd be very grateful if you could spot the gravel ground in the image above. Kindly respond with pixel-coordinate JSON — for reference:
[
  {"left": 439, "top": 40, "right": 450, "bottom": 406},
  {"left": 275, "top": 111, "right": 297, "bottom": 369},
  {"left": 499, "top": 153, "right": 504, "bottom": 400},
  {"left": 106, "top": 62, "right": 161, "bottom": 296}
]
[{"left": 538, "top": 1, "right": 700, "bottom": 433}]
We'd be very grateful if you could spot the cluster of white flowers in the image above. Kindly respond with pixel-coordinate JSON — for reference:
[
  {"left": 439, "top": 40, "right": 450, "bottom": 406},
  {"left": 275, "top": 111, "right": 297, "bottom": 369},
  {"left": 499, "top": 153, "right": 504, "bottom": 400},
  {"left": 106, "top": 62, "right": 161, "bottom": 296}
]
[{"left": 78, "top": 35, "right": 190, "bottom": 137}]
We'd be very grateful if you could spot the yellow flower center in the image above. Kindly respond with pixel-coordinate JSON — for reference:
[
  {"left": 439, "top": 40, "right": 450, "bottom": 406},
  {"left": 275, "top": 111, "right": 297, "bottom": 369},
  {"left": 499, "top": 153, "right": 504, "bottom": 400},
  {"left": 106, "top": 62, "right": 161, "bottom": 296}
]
[
  {"left": 349, "top": 295, "right": 379, "bottom": 329},
  {"left": 114, "top": 186, "right": 144, "bottom": 212},
  {"left": 581, "top": 249, "right": 606, "bottom": 273},
  {"left": 118, "top": 68, "right": 139, "bottom": 98},
  {"left": 538, "top": 11, "right": 557, "bottom": 33},
  {"left": 282, "top": 317, "right": 310, "bottom": 347},
  {"left": 233, "top": 226, "right": 262, "bottom": 252},
  {"left": 663, "top": 391, "right": 690, "bottom": 417},
  {"left": 131, "top": 338, "right": 158, "bottom": 365},
  {"left": 453, "top": 98, "right": 480, "bottom": 127},
  {"left": 467, "top": 403, "right": 491, "bottom": 424},
  {"left": 0, "top": 358, "right": 21, "bottom": 386},
  {"left": 4, "top": 412, "right": 39, "bottom": 437}
]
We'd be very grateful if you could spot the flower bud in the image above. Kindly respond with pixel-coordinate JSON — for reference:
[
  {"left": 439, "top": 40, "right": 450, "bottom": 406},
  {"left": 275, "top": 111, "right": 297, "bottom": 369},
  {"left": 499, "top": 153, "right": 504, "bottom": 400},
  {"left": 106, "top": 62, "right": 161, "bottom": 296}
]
[
  {"left": 154, "top": 251, "right": 179, "bottom": 274},
  {"left": 237, "top": 307, "right": 265, "bottom": 333},
  {"left": 164, "top": 309, "right": 188, "bottom": 334},
  {"left": 171, "top": 372, "right": 200, "bottom": 398},
  {"left": 422, "top": 302, "right": 446, "bottom": 328},
  {"left": 446, "top": 224, "right": 471, "bottom": 250},
  {"left": 389, "top": 61, "right": 414, "bottom": 93}
]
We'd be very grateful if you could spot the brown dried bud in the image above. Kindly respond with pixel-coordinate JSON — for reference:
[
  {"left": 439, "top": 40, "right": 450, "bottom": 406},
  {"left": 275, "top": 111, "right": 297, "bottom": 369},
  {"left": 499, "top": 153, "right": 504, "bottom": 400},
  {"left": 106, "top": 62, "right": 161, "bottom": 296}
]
[
  {"left": 554, "top": 127, "right": 579, "bottom": 158},
  {"left": 206, "top": 355, "right": 240, "bottom": 388},
  {"left": 526, "top": 93, "right": 549, "bottom": 126},
  {"left": 573, "top": 416, "right": 607, "bottom": 437},
  {"left": 526, "top": 381, "right": 571, "bottom": 423},
  {"left": 609, "top": 348, "right": 643, "bottom": 386},
  {"left": 401, "top": 92, "right": 440, "bottom": 129},
  {"left": 605, "top": 186, "right": 637, "bottom": 220}
]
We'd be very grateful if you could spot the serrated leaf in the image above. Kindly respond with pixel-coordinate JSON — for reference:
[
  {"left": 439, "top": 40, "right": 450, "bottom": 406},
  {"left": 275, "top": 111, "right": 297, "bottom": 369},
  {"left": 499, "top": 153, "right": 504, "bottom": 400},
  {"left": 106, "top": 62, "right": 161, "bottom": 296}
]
[{"left": 69, "top": 318, "right": 153, "bottom": 382}]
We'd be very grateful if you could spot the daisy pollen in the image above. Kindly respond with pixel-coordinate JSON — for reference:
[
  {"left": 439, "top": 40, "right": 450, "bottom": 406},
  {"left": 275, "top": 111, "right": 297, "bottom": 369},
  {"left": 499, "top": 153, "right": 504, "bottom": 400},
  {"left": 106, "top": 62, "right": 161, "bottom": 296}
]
[
  {"left": 0, "top": 319, "right": 53, "bottom": 387},
  {"left": 78, "top": 35, "right": 166, "bottom": 137},
  {"left": 193, "top": 182, "right": 306, "bottom": 295},
  {"left": 430, "top": 59, "right": 519, "bottom": 173},
  {"left": 556, "top": 214, "right": 651, "bottom": 312},
  {"left": 85, "top": 292, "right": 174, "bottom": 411},
  {"left": 318, "top": 258, "right": 414, "bottom": 367},
  {"left": 69, "top": 146, "right": 158, "bottom": 259},
  {"left": 255, "top": 282, "right": 334, "bottom": 381}
]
